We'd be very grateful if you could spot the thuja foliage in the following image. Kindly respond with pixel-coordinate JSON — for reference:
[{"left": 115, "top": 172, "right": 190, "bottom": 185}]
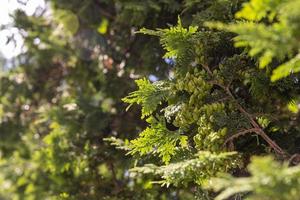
[
  {"left": 209, "top": 0, "right": 300, "bottom": 81},
  {"left": 207, "top": 156, "right": 300, "bottom": 200},
  {"left": 2, "top": 0, "right": 300, "bottom": 199},
  {"left": 122, "top": 14, "right": 247, "bottom": 188},
  {"left": 117, "top": 0, "right": 300, "bottom": 199}
]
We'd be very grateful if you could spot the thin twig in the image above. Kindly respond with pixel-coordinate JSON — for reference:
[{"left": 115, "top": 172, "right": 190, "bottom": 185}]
[
  {"left": 224, "top": 128, "right": 259, "bottom": 146},
  {"left": 224, "top": 87, "right": 286, "bottom": 156},
  {"left": 289, "top": 154, "right": 300, "bottom": 165},
  {"left": 201, "top": 63, "right": 287, "bottom": 157},
  {"left": 94, "top": 0, "right": 115, "bottom": 20}
]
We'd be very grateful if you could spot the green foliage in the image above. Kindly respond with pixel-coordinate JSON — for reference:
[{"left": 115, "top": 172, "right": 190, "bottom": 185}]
[
  {"left": 123, "top": 78, "right": 170, "bottom": 119},
  {"left": 103, "top": 137, "right": 131, "bottom": 151},
  {"left": 0, "top": 0, "right": 193, "bottom": 199},
  {"left": 129, "top": 116, "right": 188, "bottom": 164},
  {"left": 2, "top": 0, "right": 300, "bottom": 199},
  {"left": 235, "top": 0, "right": 283, "bottom": 21},
  {"left": 131, "top": 151, "right": 240, "bottom": 187},
  {"left": 121, "top": 0, "right": 300, "bottom": 199},
  {"left": 208, "top": 0, "right": 300, "bottom": 81},
  {"left": 53, "top": 9, "right": 80, "bottom": 35},
  {"left": 139, "top": 18, "right": 198, "bottom": 60},
  {"left": 207, "top": 156, "right": 300, "bottom": 200},
  {"left": 122, "top": 2, "right": 249, "bottom": 194}
]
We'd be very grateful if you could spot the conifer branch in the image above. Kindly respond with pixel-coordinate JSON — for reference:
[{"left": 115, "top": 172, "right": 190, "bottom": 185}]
[
  {"left": 224, "top": 128, "right": 259, "bottom": 146},
  {"left": 289, "top": 154, "right": 300, "bottom": 165},
  {"left": 224, "top": 87, "right": 286, "bottom": 156},
  {"left": 201, "top": 64, "right": 286, "bottom": 157}
]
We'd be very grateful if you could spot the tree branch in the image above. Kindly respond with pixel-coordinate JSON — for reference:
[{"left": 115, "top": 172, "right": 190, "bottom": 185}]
[
  {"left": 201, "top": 63, "right": 287, "bottom": 157},
  {"left": 224, "top": 128, "right": 259, "bottom": 146},
  {"left": 224, "top": 87, "right": 286, "bottom": 156},
  {"left": 94, "top": 0, "right": 115, "bottom": 20}
]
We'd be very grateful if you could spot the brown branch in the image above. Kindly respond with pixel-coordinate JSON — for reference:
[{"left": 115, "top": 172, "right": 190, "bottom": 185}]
[
  {"left": 108, "top": 162, "right": 120, "bottom": 190},
  {"left": 201, "top": 63, "right": 287, "bottom": 157},
  {"left": 224, "top": 128, "right": 259, "bottom": 146},
  {"left": 224, "top": 87, "right": 286, "bottom": 156},
  {"left": 215, "top": 96, "right": 231, "bottom": 103},
  {"left": 202, "top": 64, "right": 213, "bottom": 76},
  {"left": 289, "top": 154, "right": 300, "bottom": 165},
  {"left": 94, "top": 0, "right": 115, "bottom": 20}
]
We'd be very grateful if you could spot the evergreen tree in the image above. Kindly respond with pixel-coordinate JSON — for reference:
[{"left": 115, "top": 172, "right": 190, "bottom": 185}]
[
  {"left": 1, "top": 0, "right": 300, "bottom": 199},
  {"left": 118, "top": 0, "right": 300, "bottom": 199}
]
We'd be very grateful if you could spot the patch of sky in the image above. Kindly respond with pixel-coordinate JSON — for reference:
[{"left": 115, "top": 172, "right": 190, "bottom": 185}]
[
  {"left": 164, "top": 57, "right": 176, "bottom": 66},
  {"left": 149, "top": 74, "right": 159, "bottom": 82},
  {"left": 0, "top": 0, "right": 45, "bottom": 59}
]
